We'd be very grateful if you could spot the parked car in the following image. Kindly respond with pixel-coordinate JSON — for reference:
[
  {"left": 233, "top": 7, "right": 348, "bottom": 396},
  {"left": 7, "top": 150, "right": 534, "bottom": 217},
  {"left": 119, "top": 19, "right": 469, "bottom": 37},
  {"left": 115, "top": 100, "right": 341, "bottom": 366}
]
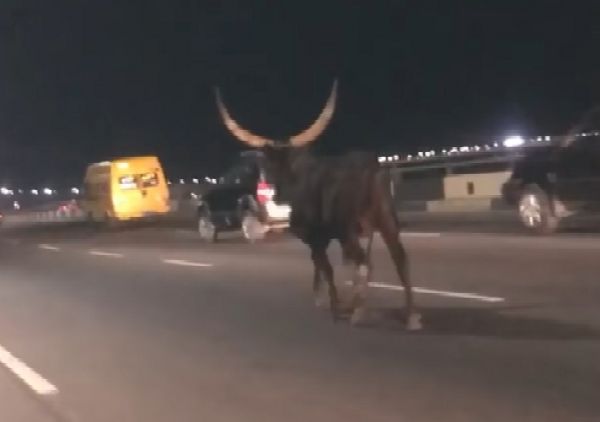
[
  {"left": 502, "top": 134, "right": 600, "bottom": 234},
  {"left": 197, "top": 151, "right": 291, "bottom": 242}
]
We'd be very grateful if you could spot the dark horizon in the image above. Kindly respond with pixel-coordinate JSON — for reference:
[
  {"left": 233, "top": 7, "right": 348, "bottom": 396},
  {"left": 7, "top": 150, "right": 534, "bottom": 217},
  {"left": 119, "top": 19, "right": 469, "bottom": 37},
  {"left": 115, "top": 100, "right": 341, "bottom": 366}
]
[{"left": 1, "top": 1, "right": 600, "bottom": 186}]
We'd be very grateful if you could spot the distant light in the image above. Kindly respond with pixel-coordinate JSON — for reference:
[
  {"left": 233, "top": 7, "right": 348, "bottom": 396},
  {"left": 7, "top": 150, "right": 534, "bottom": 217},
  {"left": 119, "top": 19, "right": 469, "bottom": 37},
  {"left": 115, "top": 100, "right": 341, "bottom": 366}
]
[
  {"left": 378, "top": 156, "right": 386, "bottom": 163},
  {"left": 536, "top": 136, "right": 543, "bottom": 142},
  {"left": 211, "top": 178, "right": 217, "bottom": 184},
  {"left": 393, "top": 155, "right": 399, "bottom": 161},
  {"left": 387, "top": 156, "right": 394, "bottom": 161},
  {"left": 31, "top": 189, "right": 39, "bottom": 195},
  {"left": 179, "top": 179, "right": 185, "bottom": 184},
  {"left": 167, "top": 180, "right": 172, "bottom": 185},
  {"left": 406, "top": 154, "right": 413, "bottom": 160},
  {"left": 18, "top": 189, "right": 23, "bottom": 194},
  {"left": 441, "top": 149, "right": 447, "bottom": 154},
  {"left": 13, "top": 201, "right": 20, "bottom": 211},
  {"left": 473, "top": 145, "right": 481, "bottom": 151},
  {"left": 71, "top": 187, "right": 80, "bottom": 195},
  {"left": 417, "top": 151, "right": 424, "bottom": 157},
  {"left": 1, "top": 187, "right": 13, "bottom": 196},
  {"left": 43, "top": 188, "right": 53, "bottom": 195},
  {"left": 493, "top": 142, "right": 499, "bottom": 148},
  {"left": 544, "top": 136, "right": 551, "bottom": 141},
  {"left": 192, "top": 178, "right": 199, "bottom": 184},
  {"left": 503, "top": 135, "right": 525, "bottom": 148}
]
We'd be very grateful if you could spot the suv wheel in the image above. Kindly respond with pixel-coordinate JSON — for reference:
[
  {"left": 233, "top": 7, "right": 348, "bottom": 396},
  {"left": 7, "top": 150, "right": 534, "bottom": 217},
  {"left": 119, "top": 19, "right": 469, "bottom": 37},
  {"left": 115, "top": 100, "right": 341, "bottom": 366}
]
[
  {"left": 518, "top": 185, "right": 559, "bottom": 235},
  {"left": 198, "top": 210, "right": 218, "bottom": 242},
  {"left": 241, "top": 211, "right": 267, "bottom": 243}
]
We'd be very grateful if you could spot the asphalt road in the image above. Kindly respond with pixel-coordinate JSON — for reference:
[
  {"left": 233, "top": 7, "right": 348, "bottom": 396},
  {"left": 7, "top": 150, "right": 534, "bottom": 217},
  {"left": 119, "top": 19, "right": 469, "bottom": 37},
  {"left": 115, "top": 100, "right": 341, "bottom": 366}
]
[{"left": 0, "top": 224, "right": 599, "bottom": 422}]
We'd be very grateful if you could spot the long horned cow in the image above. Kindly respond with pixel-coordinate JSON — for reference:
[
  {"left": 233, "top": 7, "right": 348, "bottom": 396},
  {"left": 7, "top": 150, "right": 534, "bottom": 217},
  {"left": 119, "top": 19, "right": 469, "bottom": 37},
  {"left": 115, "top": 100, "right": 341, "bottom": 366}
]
[{"left": 215, "top": 80, "right": 422, "bottom": 330}]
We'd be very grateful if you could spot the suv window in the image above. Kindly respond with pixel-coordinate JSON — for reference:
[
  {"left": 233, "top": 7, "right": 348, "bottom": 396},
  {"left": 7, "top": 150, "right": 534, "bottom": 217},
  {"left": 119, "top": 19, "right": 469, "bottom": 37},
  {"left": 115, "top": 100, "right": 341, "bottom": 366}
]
[
  {"left": 569, "top": 135, "right": 600, "bottom": 157},
  {"left": 558, "top": 135, "right": 600, "bottom": 177},
  {"left": 219, "top": 161, "right": 258, "bottom": 186}
]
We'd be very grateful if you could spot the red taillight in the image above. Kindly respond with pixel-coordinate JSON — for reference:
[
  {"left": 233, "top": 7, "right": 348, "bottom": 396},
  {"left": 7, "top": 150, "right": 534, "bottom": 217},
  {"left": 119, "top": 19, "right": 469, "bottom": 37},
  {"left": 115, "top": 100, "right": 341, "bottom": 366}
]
[{"left": 256, "top": 181, "right": 275, "bottom": 204}]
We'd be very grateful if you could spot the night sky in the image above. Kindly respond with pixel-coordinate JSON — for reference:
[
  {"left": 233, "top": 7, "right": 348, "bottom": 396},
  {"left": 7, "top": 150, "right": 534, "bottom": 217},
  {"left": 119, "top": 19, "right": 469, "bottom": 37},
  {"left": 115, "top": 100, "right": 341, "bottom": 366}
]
[{"left": 1, "top": 1, "right": 600, "bottom": 186}]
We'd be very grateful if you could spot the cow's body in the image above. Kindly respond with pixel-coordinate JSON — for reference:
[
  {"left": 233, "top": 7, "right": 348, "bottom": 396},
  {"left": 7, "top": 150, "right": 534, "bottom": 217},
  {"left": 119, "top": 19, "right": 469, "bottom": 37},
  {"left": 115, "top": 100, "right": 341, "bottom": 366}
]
[{"left": 215, "top": 81, "right": 422, "bottom": 330}]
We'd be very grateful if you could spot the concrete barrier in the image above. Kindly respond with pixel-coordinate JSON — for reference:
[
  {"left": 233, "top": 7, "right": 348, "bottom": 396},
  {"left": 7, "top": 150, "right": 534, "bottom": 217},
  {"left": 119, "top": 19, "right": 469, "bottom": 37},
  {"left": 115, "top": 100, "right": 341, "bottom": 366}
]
[
  {"left": 443, "top": 171, "right": 511, "bottom": 199},
  {"left": 4, "top": 208, "right": 86, "bottom": 225}
]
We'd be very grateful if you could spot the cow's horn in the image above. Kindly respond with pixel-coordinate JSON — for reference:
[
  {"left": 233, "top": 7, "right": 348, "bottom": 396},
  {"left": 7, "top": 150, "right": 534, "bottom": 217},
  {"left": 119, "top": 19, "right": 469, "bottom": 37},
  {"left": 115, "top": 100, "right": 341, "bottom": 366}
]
[
  {"left": 215, "top": 87, "right": 273, "bottom": 148},
  {"left": 289, "top": 80, "right": 338, "bottom": 147}
]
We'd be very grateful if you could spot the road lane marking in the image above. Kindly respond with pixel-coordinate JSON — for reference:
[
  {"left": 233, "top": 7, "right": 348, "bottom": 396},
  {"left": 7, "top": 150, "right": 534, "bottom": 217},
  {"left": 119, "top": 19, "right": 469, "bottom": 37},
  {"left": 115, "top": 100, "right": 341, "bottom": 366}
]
[
  {"left": 88, "top": 250, "right": 124, "bottom": 258},
  {"left": 345, "top": 280, "right": 505, "bottom": 303},
  {"left": 0, "top": 343, "right": 58, "bottom": 396},
  {"left": 162, "top": 259, "right": 213, "bottom": 268},
  {"left": 38, "top": 244, "right": 60, "bottom": 251},
  {"left": 401, "top": 232, "right": 441, "bottom": 238}
]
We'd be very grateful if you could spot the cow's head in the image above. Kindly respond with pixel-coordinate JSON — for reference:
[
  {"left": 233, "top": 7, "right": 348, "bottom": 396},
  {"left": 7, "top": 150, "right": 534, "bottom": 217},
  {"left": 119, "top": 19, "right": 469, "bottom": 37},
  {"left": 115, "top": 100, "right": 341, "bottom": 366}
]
[{"left": 214, "top": 81, "right": 338, "bottom": 180}]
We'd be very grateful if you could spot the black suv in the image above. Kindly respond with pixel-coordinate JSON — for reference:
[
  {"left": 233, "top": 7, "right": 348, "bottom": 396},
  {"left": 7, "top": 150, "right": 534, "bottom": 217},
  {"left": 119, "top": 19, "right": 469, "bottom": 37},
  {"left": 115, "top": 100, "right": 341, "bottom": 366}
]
[
  {"left": 502, "top": 134, "right": 600, "bottom": 234},
  {"left": 197, "top": 151, "right": 291, "bottom": 242}
]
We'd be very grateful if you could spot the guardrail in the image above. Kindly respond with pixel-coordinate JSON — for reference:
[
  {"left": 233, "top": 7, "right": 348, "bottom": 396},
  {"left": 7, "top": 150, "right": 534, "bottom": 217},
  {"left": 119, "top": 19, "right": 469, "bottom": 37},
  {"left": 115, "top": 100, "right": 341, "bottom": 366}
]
[{"left": 4, "top": 208, "right": 86, "bottom": 225}]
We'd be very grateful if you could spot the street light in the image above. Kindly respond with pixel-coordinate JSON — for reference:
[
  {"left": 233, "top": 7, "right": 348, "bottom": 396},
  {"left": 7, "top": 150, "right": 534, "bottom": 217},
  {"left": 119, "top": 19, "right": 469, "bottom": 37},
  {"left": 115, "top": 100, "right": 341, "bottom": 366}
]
[{"left": 503, "top": 135, "right": 525, "bottom": 148}]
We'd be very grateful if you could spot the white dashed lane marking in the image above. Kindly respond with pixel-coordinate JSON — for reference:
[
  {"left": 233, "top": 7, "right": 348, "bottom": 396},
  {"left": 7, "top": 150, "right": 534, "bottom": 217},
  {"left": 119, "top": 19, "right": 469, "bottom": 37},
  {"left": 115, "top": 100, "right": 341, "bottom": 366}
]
[
  {"left": 401, "top": 232, "right": 442, "bottom": 238},
  {"left": 0, "top": 343, "right": 58, "bottom": 396},
  {"left": 88, "top": 250, "right": 124, "bottom": 258},
  {"left": 346, "top": 280, "right": 505, "bottom": 303},
  {"left": 38, "top": 244, "right": 60, "bottom": 251},
  {"left": 162, "top": 259, "right": 214, "bottom": 268}
]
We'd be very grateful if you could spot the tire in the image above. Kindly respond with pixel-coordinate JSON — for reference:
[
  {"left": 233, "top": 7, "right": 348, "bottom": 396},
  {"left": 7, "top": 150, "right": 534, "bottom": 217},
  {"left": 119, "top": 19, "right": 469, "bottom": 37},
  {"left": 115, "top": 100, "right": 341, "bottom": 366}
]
[
  {"left": 518, "top": 185, "right": 559, "bottom": 235},
  {"left": 241, "top": 211, "right": 267, "bottom": 243},
  {"left": 198, "top": 209, "right": 218, "bottom": 243}
]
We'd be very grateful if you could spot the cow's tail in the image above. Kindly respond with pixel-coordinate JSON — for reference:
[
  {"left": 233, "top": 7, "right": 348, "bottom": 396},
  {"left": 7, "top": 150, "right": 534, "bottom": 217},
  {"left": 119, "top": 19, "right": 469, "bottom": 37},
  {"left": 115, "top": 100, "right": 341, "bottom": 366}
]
[
  {"left": 365, "top": 229, "right": 374, "bottom": 268},
  {"left": 375, "top": 166, "right": 404, "bottom": 232}
]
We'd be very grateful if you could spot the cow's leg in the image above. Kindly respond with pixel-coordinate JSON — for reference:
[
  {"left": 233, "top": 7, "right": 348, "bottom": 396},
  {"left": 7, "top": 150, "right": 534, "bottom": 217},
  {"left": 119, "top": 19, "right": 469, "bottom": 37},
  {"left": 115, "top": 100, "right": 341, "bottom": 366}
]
[
  {"left": 341, "top": 236, "right": 371, "bottom": 326},
  {"left": 310, "top": 243, "right": 339, "bottom": 320},
  {"left": 378, "top": 216, "right": 422, "bottom": 331},
  {"left": 312, "top": 262, "right": 327, "bottom": 308}
]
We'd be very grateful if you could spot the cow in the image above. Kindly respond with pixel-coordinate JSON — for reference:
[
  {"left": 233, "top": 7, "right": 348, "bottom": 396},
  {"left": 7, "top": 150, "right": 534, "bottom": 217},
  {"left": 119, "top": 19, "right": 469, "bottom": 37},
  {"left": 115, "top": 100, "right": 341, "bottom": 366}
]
[{"left": 214, "top": 80, "right": 422, "bottom": 331}]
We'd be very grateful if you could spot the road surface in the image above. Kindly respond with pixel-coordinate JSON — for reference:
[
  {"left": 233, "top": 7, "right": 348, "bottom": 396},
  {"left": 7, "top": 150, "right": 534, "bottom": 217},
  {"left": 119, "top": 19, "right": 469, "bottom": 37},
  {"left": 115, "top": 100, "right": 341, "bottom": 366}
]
[{"left": 0, "top": 224, "right": 599, "bottom": 421}]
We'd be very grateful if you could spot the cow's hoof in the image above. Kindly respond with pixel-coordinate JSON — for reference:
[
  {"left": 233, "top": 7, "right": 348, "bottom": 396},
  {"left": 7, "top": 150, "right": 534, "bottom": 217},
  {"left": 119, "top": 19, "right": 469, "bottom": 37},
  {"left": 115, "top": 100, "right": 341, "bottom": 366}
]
[
  {"left": 350, "top": 307, "right": 368, "bottom": 326},
  {"left": 406, "top": 313, "right": 423, "bottom": 331},
  {"left": 314, "top": 294, "right": 328, "bottom": 309}
]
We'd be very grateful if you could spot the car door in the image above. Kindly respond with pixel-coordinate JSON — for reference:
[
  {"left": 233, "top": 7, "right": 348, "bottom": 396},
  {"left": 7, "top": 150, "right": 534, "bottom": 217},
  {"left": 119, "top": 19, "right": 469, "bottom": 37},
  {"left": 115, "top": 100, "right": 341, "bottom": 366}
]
[{"left": 208, "top": 159, "right": 257, "bottom": 226}]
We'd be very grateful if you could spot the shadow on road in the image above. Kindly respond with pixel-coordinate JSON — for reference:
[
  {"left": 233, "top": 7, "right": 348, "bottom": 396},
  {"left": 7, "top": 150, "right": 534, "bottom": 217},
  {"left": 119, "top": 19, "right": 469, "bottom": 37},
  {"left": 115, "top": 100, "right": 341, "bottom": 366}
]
[{"left": 364, "top": 305, "right": 600, "bottom": 341}]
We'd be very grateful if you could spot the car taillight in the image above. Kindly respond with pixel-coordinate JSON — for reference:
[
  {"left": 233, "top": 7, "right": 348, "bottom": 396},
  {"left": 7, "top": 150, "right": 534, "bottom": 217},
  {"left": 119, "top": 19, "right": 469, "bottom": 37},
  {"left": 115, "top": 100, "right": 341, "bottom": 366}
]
[{"left": 256, "top": 181, "right": 275, "bottom": 204}]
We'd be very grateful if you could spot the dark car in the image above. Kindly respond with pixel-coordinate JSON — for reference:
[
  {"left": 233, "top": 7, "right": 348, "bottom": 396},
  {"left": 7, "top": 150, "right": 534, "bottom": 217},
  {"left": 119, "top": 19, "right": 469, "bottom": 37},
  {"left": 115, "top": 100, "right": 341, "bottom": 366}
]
[
  {"left": 197, "top": 151, "right": 291, "bottom": 242},
  {"left": 502, "top": 134, "right": 600, "bottom": 234}
]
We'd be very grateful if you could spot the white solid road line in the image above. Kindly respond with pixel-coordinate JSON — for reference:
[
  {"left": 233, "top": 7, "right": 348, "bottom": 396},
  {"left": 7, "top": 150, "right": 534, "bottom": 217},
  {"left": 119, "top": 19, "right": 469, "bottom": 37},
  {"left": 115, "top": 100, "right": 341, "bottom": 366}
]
[
  {"left": 0, "top": 343, "right": 58, "bottom": 396},
  {"left": 38, "top": 244, "right": 60, "bottom": 251},
  {"left": 88, "top": 250, "right": 124, "bottom": 258},
  {"left": 345, "top": 280, "right": 505, "bottom": 303},
  {"left": 162, "top": 259, "right": 214, "bottom": 268}
]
